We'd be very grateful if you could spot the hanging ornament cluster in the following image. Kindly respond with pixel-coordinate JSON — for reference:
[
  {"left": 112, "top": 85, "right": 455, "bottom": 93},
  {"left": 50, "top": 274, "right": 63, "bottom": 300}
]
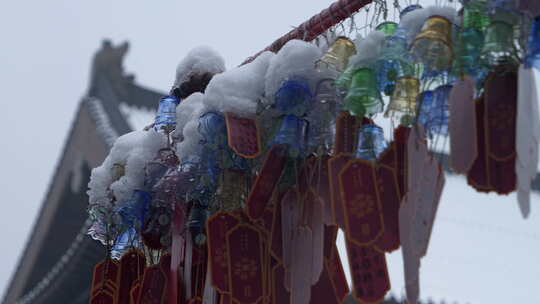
[{"left": 86, "top": 1, "right": 540, "bottom": 303}]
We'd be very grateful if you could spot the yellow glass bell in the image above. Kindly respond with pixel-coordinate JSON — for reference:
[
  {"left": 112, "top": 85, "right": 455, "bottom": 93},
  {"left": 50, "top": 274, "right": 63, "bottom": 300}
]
[
  {"left": 317, "top": 36, "right": 357, "bottom": 72},
  {"left": 410, "top": 15, "right": 454, "bottom": 70},
  {"left": 385, "top": 76, "right": 420, "bottom": 123}
]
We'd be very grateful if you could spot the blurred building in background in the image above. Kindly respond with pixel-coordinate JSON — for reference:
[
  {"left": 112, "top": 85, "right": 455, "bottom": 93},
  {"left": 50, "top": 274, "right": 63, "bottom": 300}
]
[{"left": 1, "top": 41, "right": 162, "bottom": 304}]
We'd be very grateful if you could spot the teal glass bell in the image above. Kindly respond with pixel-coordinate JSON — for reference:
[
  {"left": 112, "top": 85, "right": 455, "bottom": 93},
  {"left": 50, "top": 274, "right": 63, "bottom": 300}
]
[
  {"left": 480, "top": 20, "right": 518, "bottom": 66},
  {"left": 454, "top": 28, "right": 486, "bottom": 77},
  {"left": 344, "top": 68, "right": 384, "bottom": 117},
  {"left": 335, "top": 65, "right": 356, "bottom": 96}
]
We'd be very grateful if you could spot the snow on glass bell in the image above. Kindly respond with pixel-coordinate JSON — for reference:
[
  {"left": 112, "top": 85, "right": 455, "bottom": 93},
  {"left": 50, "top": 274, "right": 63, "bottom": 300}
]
[
  {"left": 480, "top": 20, "right": 518, "bottom": 66},
  {"left": 154, "top": 95, "right": 180, "bottom": 132},
  {"left": 385, "top": 76, "right": 420, "bottom": 125},
  {"left": 269, "top": 114, "right": 309, "bottom": 156},
  {"left": 317, "top": 36, "right": 357, "bottom": 72},
  {"left": 525, "top": 16, "right": 540, "bottom": 69},
  {"left": 344, "top": 68, "right": 384, "bottom": 117},
  {"left": 355, "top": 123, "right": 388, "bottom": 161},
  {"left": 410, "top": 16, "right": 454, "bottom": 71}
]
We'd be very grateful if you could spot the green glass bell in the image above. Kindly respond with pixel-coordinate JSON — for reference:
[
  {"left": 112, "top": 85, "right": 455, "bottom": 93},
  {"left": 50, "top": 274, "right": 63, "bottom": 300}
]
[
  {"left": 376, "top": 22, "right": 398, "bottom": 35},
  {"left": 480, "top": 20, "right": 518, "bottom": 67},
  {"left": 462, "top": 0, "right": 490, "bottom": 33},
  {"left": 454, "top": 28, "right": 485, "bottom": 76},
  {"left": 344, "top": 68, "right": 383, "bottom": 117}
]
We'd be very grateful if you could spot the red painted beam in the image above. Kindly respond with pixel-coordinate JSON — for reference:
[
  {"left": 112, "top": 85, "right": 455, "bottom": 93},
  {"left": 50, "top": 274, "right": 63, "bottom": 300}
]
[{"left": 242, "top": 0, "right": 373, "bottom": 65}]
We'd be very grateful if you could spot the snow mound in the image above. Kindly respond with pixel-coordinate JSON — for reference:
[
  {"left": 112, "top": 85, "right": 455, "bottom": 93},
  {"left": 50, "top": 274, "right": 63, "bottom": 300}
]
[
  {"left": 204, "top": 51, "right": 274, "bottom": 117},
  {"left": 88, "top": 130, "right": 167, "bottom": 205},
  {"left": 174, "top": 92, "right": 205, "bottom": 140},
  {"left": 348, "top": 31, "right": 386, "bottom": 68},
  {"left": 175, "top": 94, "right": 207, "bottom": 158},
  {"left": 265, "top": 40, "right": 322, "bottom": 101},
  {"left": 173, "top": 46, "right": 226, "bottom": 88}
]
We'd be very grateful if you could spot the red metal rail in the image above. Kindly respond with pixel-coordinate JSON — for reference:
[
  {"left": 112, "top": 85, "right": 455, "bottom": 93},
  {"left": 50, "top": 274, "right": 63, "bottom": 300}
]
[{"left": 242, "top": 0, "right": 373, "bottom": 65}]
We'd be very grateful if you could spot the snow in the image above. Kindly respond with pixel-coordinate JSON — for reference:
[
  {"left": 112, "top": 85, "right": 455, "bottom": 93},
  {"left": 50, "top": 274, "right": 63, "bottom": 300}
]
[
  {"left": 175, "top": 92, "right": 207, "bottom": 158},
  {"left": 348, "top": 30, "right": 386, "bottom": 68},
  {"left": 85, "top": 97, "right": 119, "bottom": 147},
  {"left": 174, "top": 92, "right": 206, "bottom": 140},
  {"left": 204, "top": 51, "right": 274, "bottom": 117},
  {"left": 87, "top": 130, "right": 167, "bottom": 206},
  {"left": 173, "top": 46, "right": 226, "bottom": 90},
  {"left": 265, "top": 40, "right": 322, "bottom": 101}
]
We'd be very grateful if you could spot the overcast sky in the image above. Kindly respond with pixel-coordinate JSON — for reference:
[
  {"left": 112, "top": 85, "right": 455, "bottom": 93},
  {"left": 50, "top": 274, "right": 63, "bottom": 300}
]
[{"left": 0, "top": 1, "right": 539, "bottom": 303}]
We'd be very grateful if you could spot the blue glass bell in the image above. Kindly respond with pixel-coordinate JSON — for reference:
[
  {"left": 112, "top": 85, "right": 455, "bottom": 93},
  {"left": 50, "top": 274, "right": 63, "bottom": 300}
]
[
  {"left": 375, "top": 28, "right": 415, "bottom": 95},
  {"left": 355, "top": 124, "right": 388, "bottom": 161},
  {"left": 274, "top": 78, "right": 313, "bottom": 116},
  {"left": 154, "top": 95, "right": 181, "bottom": 131},
  {"left": 269, "top": 114, "right": 309, "bottom": 156},
  {"left": 428, "top": 84, "right": 452, "bottom": 136},
  {"left": 400, "top": 4, "right": 423, "bottom": 19},
  {"left": 198, "top": 112, "right": 227, "bottom": 149},
  {"left": 526, "top": 16, "right": 540, "bottom": 70},
  {"left": 111, "top": 227, "right": 139, "bottom": 259},
  {"left": 115, "top": 190, "right": 152, "bottom": 228},
  {"left": 417, "top": 90, "right": 435, "bottom": 128}
]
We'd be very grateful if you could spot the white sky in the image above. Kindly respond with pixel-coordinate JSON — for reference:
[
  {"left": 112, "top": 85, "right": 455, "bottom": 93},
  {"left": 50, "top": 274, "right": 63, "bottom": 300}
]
[{"left": 0, "top": 1, "right": 539, "bottom": 303}]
